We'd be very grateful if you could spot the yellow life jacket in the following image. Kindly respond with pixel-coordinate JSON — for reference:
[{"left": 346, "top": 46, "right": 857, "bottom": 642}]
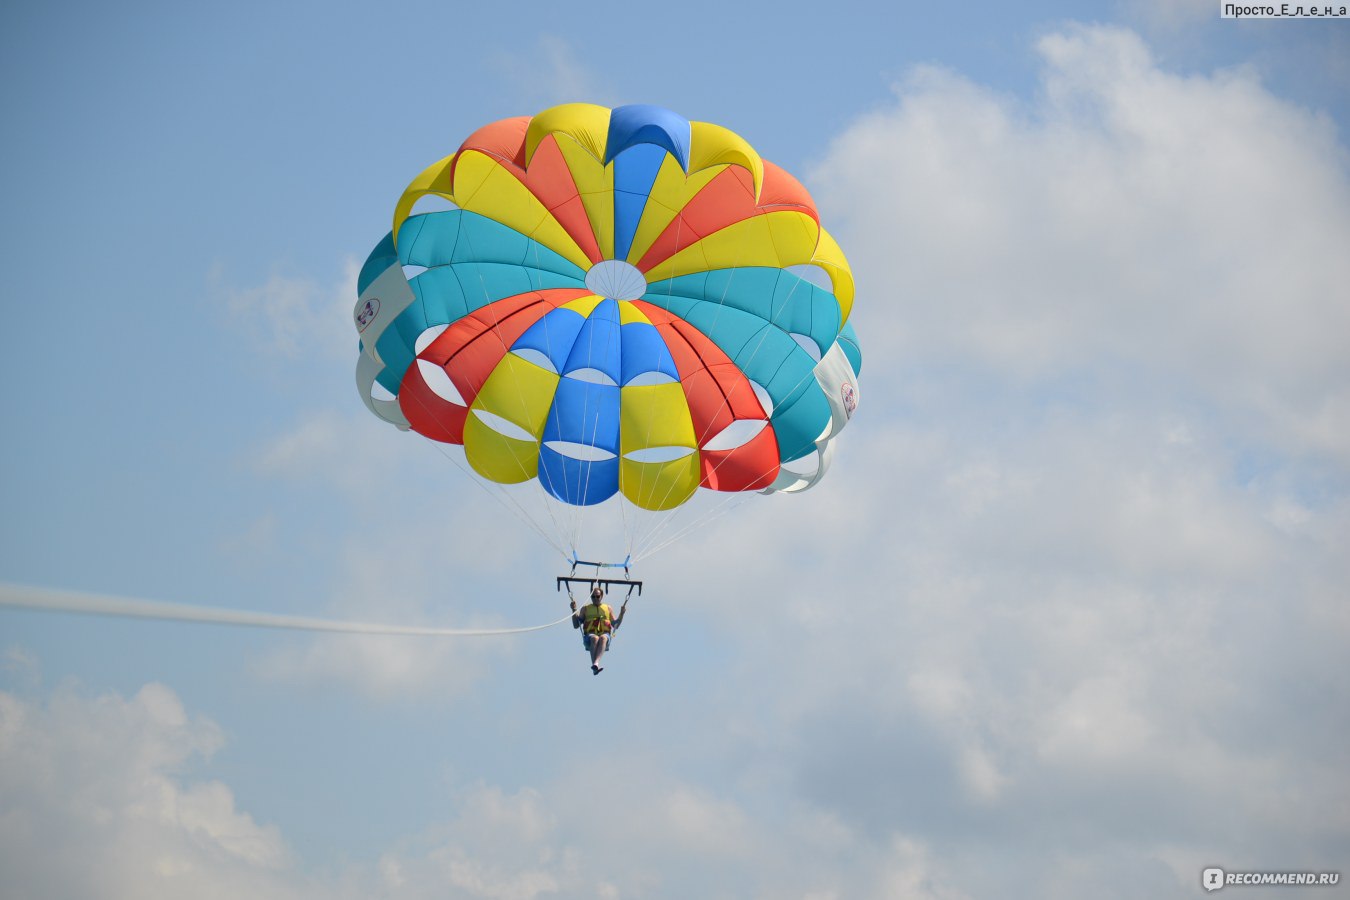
[{"left": 581, "top": 602, "right": 614, "bottom": 635}]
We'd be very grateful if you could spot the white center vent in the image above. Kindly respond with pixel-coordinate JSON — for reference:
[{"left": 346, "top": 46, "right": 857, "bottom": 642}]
[{"left": 585, "top": 260, "right": 647, "bottom": 301}]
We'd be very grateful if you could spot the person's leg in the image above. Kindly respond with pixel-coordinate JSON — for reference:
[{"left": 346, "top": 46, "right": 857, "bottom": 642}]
[{"left": 590, "top": 634, "right": 608, "bottom": 672}]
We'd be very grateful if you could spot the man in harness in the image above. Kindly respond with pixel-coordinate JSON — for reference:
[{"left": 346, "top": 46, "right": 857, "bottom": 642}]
[{"left": 570, "top": 585, "right": 626, "bottom": 675}]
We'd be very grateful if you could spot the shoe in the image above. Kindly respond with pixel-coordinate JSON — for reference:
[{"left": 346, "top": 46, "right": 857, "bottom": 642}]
[{"left": 591, "top": 665, "right": 599, "bottom": 674}]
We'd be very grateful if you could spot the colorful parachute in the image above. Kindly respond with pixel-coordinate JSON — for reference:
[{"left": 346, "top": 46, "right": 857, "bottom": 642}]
[{"left": 354, "top": 103, "right": 861, "bottom": 548}]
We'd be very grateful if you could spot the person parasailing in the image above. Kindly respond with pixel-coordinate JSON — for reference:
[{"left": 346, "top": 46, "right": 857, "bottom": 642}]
[{"left": 570, "top": 585, "right": 627, "bottom": 675}]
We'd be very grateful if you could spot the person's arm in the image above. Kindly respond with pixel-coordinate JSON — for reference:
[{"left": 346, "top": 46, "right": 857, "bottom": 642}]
[
  {"left": 614, "top": 600, "right": 628, "bottom": 630},
  {"left": 570, "top": 598, "right": 582, "bottom": 629}
]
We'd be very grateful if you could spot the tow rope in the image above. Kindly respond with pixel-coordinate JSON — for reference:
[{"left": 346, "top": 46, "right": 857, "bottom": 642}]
[{"left": 0, "top": 583, "right": 571, "bottom": 637}]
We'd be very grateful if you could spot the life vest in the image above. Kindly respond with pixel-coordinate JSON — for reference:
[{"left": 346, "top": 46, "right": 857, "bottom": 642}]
[{"left": 580, "top": 602, "right": 614, "bottom": 635}]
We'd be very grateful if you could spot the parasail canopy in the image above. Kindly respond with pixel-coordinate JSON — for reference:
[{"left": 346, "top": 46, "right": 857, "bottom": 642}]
[{"left": 354, "top": 103, "right": 862, "bottom": 559}]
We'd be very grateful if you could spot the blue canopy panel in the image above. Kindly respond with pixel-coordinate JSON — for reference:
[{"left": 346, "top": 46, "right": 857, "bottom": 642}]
[
  {"left": 605, "top": 105, "right": 691, "bottom": 169},
  {"left": 612, "top": 143, "right": 668, "bottom": 263},
  {"left": 619, "top": 320, "right": 679, "bottom": 386},
  {"left": 540, "top": 378, "right": 621, "bottom": 506},
  {"left": 538, "top": 448, "right": 620, "bottom": 506},
  {"left": 562, "top": 298, "right": 623, "bottom": 383},
  {"left": 512, "top": 306, "right": 587, "bottom": 373},
  {"left": 545, "top": 379, "right": 621, "bottom": 453}
]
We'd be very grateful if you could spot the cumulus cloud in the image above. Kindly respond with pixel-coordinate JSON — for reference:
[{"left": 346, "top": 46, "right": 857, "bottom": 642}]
[
  {"left": 363, "top": 762, "right": 981, "bottom": 900},
  {"left": 0, "top": 682, "right": 299, "bottom": 900},
  {"left": 810, "top": 24, "right": 1350, "bottom": 461},
  {"left": 0, "top": 672, "right": 977, "bottom": 900}
]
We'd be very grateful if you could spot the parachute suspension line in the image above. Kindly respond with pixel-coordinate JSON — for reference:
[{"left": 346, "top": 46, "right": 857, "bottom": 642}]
[
  {"left": 554, "top": 292, "right": 587, "bottom": 555},
  {"left": 623, "top": 213, "right": 683, "bottom": 560},
  {"left": 638, "top": 270, "right": 817, "bottom": 558},
  {"left": 630, "top": 480, "right": 738, "bottom": 562},
  {"left": 394, "top": 313, "right": 570, "bottom": 561},
  {"left": 524, "top": 234, "right": 581, "bottom": 554},
  {"left": 371, "top": 252, "right": 566, "bottom": 559},
  {"left": 421, "top": 437, "right": 569, "bottom": 560},
  {"left": 523, "top": 223, "right": 595, "bottom": 559},
  {"left": 629, "top": 210, "right": 743, "bottom": 560},
  {"left": 633, "top": 211, "right": 709, "bottom": 552},
  {"left": 450, "top": 246, "right": 577, "bottom": 555},
  {"left": 587, "top": 286, "right": 629, "bottom": 554},
  {"left": 456, "top": 218, "right": 573, "bottom": 556},
  {"left": 572, "top": 288, "right": 606, "bottom": 546},
  {"left": 625, "top": 194, "right": 665, "bottom": 560},
  {"left": 619, "top": 459, "right": 635, "bottom": 562},
  {"left": 622, "top": 234, "right": 678, "bottom": 564},
  {"left": 0, "top": 583, "right": 575, "bottom": 638},
  {"left": 397, "top": 356, "right": 568, "bottom": 558},
  {"left": 684, "top": 258, "right": 815, "bottom": 500},
  {"left": 629, "top": 225, "right": 759, "bottom": 559},
  {"left": 631, "top": 490, "right": 754, "bottom": 564},
  {"left": 629, "top": 228, "right": 823, "bottom": 562}
]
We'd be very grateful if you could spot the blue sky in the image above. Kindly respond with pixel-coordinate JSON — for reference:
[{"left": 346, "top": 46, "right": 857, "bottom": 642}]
[{"left": 2, "top": 1, "right": 1348, "bottom": 898}]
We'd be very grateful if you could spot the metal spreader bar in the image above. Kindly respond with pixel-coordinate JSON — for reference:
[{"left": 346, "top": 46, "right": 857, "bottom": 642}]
[{"left": 557, "top": 576, "right": 643, "bottom": 596}]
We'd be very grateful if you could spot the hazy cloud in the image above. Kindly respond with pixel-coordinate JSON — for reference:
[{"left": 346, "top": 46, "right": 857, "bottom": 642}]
[
  {"left": 1123, "top": 0, "right": 1217, "bottom": 30},
  {"left": 0, "top": 683, "right": 299, "bottom": 900},
  {"left": 0, "top": 674, "right": 980, "bottom": 900},
  {"left": 222, "top": 259, "right": 360, "bottom": 361},
  {"left": 491, "top": 36, "right": 619, "bottom": 110}
]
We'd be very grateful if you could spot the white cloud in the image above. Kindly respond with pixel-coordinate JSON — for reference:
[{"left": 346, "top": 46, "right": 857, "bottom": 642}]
[
  {"left": 254, "top": 409, "right": 400, "bottom": 498},
  {"left": 222, "top": 259, "right": 360, "bottom": 361},
  {"left": 811, "top": 24, "right": 1350, "bottom": 461},
  {"left": 0, "top": 683, "right": 299, "bottom": 900},
  {"left": 491, "top": 36, "right": 619, "bottom": 110},
  {"left": 363, "top": 763, "right": 979, "bottom": 900}
]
